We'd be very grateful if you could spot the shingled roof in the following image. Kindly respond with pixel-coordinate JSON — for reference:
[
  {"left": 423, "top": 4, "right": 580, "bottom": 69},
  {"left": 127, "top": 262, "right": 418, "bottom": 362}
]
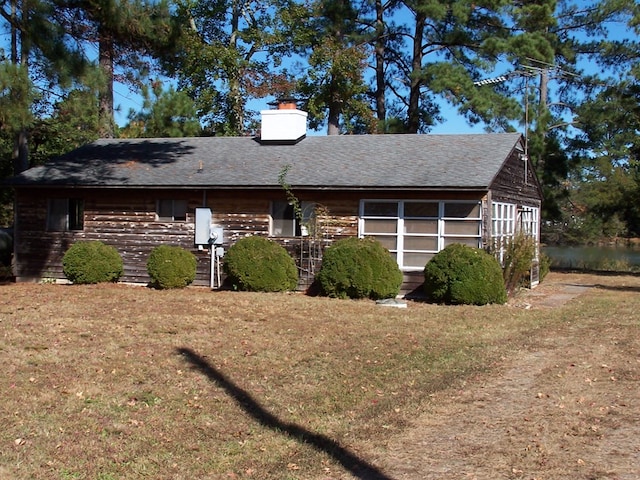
[{"left": 10, "top": 133, "right": 523, "bottom": 190}]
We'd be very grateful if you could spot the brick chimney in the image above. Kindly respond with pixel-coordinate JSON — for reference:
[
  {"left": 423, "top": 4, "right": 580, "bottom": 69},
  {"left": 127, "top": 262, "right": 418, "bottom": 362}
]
[{"left": 260, "top": 98, "right": 308, "bottom": 144}]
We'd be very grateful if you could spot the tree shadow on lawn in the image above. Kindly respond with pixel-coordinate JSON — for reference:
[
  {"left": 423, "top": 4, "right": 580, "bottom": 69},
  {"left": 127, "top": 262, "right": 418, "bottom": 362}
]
[{"left": 176, "top": 347, "right": 393, "bottom": 480}]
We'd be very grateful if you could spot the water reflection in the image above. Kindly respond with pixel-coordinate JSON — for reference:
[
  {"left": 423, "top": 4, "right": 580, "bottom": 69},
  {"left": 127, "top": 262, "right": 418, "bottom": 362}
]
[{"left": 542, "top": 245, "right": 640, "bottom": 270}]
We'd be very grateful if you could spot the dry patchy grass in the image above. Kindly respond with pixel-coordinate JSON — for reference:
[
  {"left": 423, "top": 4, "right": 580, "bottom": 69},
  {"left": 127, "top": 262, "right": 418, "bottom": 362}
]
[{"left": 1, "top": 272, "right": 639, "bottom": 479}]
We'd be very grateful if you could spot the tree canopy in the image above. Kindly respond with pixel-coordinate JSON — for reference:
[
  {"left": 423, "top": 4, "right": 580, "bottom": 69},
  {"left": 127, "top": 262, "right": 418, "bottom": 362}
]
[{"left": 0, "top": 0, "right": 639, "bottom": 242}]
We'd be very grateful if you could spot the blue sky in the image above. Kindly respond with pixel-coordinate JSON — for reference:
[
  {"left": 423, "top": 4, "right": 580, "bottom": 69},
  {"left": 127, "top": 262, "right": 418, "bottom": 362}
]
[
  {"left": 103, "top": 1, "right": 639, "bottom": 137},
  {"left": 113, "top": 83, "right": 487, "bottom": 135}
]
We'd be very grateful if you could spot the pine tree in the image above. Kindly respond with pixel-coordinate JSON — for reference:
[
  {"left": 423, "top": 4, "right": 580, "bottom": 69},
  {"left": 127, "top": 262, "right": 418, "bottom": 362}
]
[
  {"left": 53, "top": 0, "right": 178, "bottom": 138},
  {"left": 121, "top": 80, "right": 201, "bottom": 138},
  {"left": 294, "top": 0, "right": 374, "bottom": 134},
  {"left": 165, "top": 0, "right": 300, "bottom": 135},
  {"left": 0, "top": 0, "right": 91, "bottom": 173}
]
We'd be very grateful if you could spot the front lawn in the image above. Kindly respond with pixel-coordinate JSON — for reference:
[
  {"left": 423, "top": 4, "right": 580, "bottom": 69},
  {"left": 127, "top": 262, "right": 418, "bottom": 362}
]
[{"left": 1, "top": 272, "right": 639, "bottom": 479}]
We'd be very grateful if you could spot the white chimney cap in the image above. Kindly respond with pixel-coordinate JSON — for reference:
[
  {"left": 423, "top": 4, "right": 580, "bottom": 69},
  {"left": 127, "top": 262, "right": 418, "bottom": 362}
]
[{"left": 260, "top": 108, "right": 308, "bottom": 143}]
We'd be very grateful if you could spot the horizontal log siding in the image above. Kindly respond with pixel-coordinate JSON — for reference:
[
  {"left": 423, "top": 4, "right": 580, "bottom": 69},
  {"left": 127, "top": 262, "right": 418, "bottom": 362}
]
[{"left": 14, "top": 187, "right": 496, "bottom": 294}]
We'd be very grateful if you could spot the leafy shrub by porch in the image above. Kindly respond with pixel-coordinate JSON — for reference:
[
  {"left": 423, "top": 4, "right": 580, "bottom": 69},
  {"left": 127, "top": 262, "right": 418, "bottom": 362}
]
[
  {"left": 501, "top": 233, "right": 537, "bottom": 294},
  {"left": 316, "top": 237, "right": 402, "bottom": 300},
  {"left": 147, "top": 245, "right": 197, "bottom": 289},
  {"left": 423, "top": 243, "right": 506, "bottom": 305},
  {"left": 223, "top": 236, "right": 298, "bottom": 292},
  {"left": 62, "top": 241, "right": 123, "bottom": 284}
]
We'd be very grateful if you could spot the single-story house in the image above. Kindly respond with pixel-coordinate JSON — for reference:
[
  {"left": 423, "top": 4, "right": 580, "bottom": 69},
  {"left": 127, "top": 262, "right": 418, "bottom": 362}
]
[{"left": 7, "top": 106, "right": 542, "bottom": 295}]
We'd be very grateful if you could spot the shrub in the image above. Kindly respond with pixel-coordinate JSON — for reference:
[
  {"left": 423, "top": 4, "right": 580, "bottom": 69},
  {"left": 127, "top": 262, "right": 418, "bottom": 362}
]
[
  {"left": 62, "top": 241, "right": 123, "bottom": 284},
  {"left": 147, "top": 245, "right": 197, "bottom": 289},
  {"left": 501, "top": 233, "right": 536, "bottom": 294},
  {"left": 539, "top": 253, "right": 551, "bottom": 282},
  {"left": 223, "top": 236, "right": 298, "bottom": 292},
  {"left": 316, "top": 237, "right": 403, "bottom": 300},
  {"left": 423, "top": 243, "right": 506, "bottom": 305}
]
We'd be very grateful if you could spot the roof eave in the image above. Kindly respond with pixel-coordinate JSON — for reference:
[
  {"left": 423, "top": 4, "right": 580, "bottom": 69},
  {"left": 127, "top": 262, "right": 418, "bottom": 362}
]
[{"left": 10, "top": 183, "right": 491, "bottom": 191}]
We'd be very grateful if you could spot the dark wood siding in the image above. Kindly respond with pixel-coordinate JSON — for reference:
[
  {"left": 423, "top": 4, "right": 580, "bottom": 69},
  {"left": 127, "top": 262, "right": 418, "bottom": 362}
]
[
  {"left": 13, "top": 186, "right": 525, "bottom": 295},
  {"left": 489, "top": 150, "right": 543, "bottom": 207}
]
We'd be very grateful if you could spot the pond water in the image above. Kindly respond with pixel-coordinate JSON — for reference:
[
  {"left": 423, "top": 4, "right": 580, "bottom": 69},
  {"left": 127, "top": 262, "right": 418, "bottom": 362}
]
[{"left": 542, "top": 245, "right": 640, "bottom": 270}]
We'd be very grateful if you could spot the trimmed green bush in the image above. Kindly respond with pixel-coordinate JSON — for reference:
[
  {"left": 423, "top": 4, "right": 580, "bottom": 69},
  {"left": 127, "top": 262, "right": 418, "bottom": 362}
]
[
  {"left": 316, "top": 237, "right": 403, "bottom": 300},
  {"left": 424, "top": 243, "right": 507, "bottom": 305},
  {"left": 223, "top": 236, "right": 298, "bottom": 292},
  {"left": 147, "top": 245, "right": 197, "bottom": 289},
  {"left": 62, "top": 241, "right": 123, "bottom": 284}
]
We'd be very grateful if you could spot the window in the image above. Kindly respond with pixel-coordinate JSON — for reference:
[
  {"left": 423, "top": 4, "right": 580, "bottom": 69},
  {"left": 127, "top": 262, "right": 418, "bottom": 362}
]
[
  {"left": 157, "top": 199, "right": 187, "bottom": 221},
  {"left": 271, "top": 201, "right": 315, "bottom": 236},
  {"left": 360, "top": 200, "right": 481, "bottom": 270},
  {"left": 491, "top": 202, "right": 540, "bottom": 264},
  {"left": 519, "top": 206, "right": 539, "bottom": 238},
  {"left": 47, "top": 198, "right": 84, "bottom": 231},
  {"left": 491, "top": 202, "right": 516, "bottom": 263}
]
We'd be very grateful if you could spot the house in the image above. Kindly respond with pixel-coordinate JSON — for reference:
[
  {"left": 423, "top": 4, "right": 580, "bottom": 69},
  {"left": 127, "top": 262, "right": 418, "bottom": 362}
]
[{"left": 7, "top": 106, "right": 542, "bottom": 295}]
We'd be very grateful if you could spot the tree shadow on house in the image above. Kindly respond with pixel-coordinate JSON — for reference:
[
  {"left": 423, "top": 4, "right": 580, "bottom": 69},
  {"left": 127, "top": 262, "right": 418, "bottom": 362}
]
[{"left": 176, "top": 347, "right": 394, "bottom": 480}]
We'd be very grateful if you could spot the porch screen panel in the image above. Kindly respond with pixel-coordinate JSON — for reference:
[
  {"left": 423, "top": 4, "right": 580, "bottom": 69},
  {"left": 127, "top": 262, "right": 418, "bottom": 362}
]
[
  {"left": 442, "top": 201, "right": 482, "bottom": 248},
  {"left": 404, "top": 252, "right": 434, "bottom": 267},
  {"left": 361, "top": 202, "right": 399, "bottom": 255},
  {"left": 361, "top": 200, "right": 483, "bottom": 270},
  {"left": 402, "top": 202, "right": 439, "bottom": 269}
]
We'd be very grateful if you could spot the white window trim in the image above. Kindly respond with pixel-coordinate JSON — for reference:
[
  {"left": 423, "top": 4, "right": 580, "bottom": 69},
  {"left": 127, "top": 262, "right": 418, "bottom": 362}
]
[
  {"left": 491, "top": 202, "right": 540, "bottom": 264},
  {"left": 491, "top": 202, "right": 516, "bottom": 264},
  {"left": 359, "top": 200, "right": 482, "bottom": 271}
]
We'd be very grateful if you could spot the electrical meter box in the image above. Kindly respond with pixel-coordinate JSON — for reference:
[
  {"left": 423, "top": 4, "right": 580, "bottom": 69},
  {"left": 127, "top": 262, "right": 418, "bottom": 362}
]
[
  {"left": 210, "top": 226, "right": 224, "bottom": 245},
  {"left": 195, "top": 208, "right": 212, "bottom": 245}
]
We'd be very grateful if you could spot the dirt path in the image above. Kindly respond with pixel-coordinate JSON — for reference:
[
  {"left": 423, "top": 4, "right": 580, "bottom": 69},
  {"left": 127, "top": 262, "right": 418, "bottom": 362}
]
[{"left": 374, "top": 274, "right": 640, "bottom": 480}]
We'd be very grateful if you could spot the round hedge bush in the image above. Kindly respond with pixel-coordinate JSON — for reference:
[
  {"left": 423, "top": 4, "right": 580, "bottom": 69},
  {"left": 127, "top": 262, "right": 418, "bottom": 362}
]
[
  {"left": 423, "top": 243, "right": 507, "bottom": 305},
  {"left": 62, "top": 241, "right": 123, "bottom": 284},
  {"left": 147, "top": 244, "right": 197, "bottom": 289},
  {"left": 223, "top": 236, "right": 298, "bottom": 292},
  {"left": 316, "top": 237, "right": 403, "bottom": 300}
]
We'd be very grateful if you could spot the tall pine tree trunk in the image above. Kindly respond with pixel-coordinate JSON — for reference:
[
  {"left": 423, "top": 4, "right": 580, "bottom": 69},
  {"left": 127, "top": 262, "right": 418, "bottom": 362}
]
[
  {"left": 98, "top": 28, "right": 115, "bottom": 138},
  {"left": 11, "top": 0, "right": 28, "bottom": 174},
  {"left": 327, "top": 84, "right": 341, "bottom": 135},
  {"left": 408, "top": 11, "right": 425, "bottom": 134},
  {"left": 374, "top": 0, "right": 386, "bottom": 129},
  {"left": 228, "top": 0, "right": 244, "bottom": 134}
]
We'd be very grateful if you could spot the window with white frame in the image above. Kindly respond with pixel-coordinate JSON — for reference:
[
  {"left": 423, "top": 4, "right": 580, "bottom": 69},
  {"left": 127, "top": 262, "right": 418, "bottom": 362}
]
[
  {"left": 519, "top": 206, "right": 539, "bottom": 238},
  {"left": 360, "top": 200, "right": 482, "bottom": 270},
  {"left": 156, "top": 199, "right": 187, "bottom": 221},
  {"left": 491, "top": 202, "right": 540, "bottom": 264},
  {"left": 271, "top": 200, "right": 315, "bottom": 237},
  {"left": 491, "top": 202, "right": 516, "bottom": 263},
  {"left": 47, "top": 198, "right": 84, "bottom": 231}
]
